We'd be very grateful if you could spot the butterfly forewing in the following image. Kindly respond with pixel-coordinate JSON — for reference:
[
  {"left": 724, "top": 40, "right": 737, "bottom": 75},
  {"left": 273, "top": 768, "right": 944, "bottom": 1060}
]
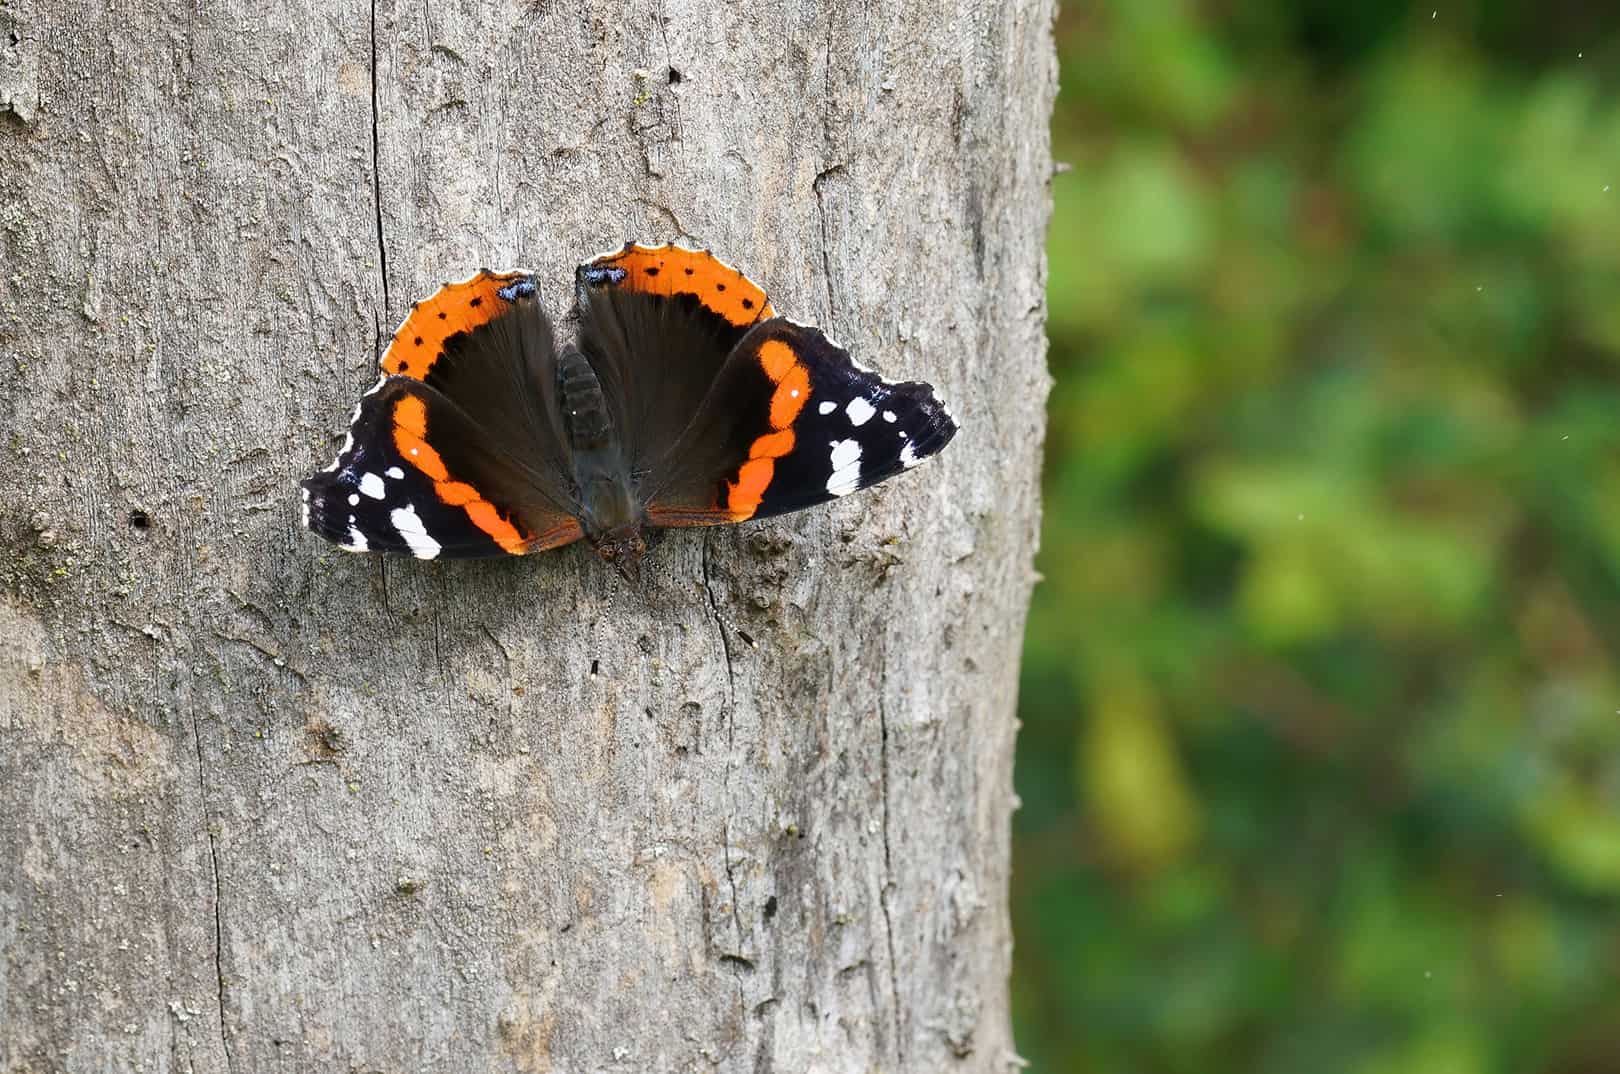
[
  {"left": 302, "top": 288, "right": 584, "bottom": 558},
  {"left": 575, "top": 242, "right": 775, "bottom": 333},
  {"left": 379, "top": 269, "right": 535, "bottom": 381}
]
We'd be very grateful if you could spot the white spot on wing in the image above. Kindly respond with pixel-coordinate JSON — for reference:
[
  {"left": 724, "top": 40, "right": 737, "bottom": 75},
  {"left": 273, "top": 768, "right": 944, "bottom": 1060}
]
[
  {"left": 818, "top": 401, "right": 837, "bottom": 416},
  {"left": 359, "top": 472, "right": 387, "bottom": 500},
  {"left": 348, "top": 493, "right": 359, "bottom": 506},
  {"left": 390, "top": 503, "right": 441, "bottom": 559},
  {"left": 827, "top": 438, "right": 863, "bottom": 496},
  {"left": 845, "top": 397, "right": 876, "bottom": 426},
  {"left": 882, "top": 410, "right": 897, "bottom": 423},
  {"left": 900, "top": 442, "right": 921, "bottom": 468},
  {"left": 385, "top": 466, "right": 405, "bottom": 479},
  {"left": 343, "top": 516, "right": 369, "bottom": 552}
]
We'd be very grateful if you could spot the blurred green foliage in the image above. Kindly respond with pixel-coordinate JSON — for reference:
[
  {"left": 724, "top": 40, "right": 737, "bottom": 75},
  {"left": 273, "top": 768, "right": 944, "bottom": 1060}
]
[{"left": 1014, "top": 3, "right": 1620, "bottom": 1071}]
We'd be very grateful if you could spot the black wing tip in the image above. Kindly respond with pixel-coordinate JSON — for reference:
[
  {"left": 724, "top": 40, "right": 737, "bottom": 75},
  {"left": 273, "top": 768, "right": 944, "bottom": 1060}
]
[
  {"left": 774, "top": 319, "right": 962, "bottom": 455},
  {"left": 907, "top": 383, "right": 959, "bottom": 441},
  {"left": 904, "top": 394, "right": 959, "bottom": 461},
  {"left": 300, "top": 484, "right": 414, "bottom": 555},
  {"left": 299, "top": 495, "right": 354, "bottom": 547}
]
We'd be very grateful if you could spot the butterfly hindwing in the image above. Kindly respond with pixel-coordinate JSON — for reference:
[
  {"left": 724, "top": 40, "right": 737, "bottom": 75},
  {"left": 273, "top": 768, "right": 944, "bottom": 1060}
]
[
  {"left": 573, "top": 285, "right": 748, "bottom": 479},
  {"left": 642, "top": 319, "right": 958, "bottom": 526}
]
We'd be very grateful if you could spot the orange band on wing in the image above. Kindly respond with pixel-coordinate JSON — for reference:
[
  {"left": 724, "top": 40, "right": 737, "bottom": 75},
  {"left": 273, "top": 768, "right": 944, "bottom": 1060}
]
[
  {"left": 393, "top": 398, "right": 451, "bottom": 482},
  {"left": 723, "top": 338, "right": 814, "bottom": 520},
  {"left": 727, "top": 459, "right": 777, "bottom": 516},
  {"left": 390, "top": 396, "right": 531, "bottom": 554},
  {"left": 749, "top": 429, "right": 796, "bottom": 460},
  {"left": 757, "top": 338, "right": 798, "bottom": 380},
  {"left": 463, "top": 501, "right": 525, "bottom": 551},
  {"left": 770, "top": 366, "right": 811, "bottom": 429},
  {"left": 434, "top": 481, "right": 480, "bottom": 506},
  {"left": 380, "top": 269, "right": 530, "bottom": 380},
  {"left": 583, "top": 244, "right": 775, "bottom": 329}
]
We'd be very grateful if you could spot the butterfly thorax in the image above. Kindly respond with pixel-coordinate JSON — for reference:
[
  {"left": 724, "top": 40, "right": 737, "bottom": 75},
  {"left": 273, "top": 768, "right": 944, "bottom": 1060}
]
[{"left": 558, "top": 347, "right": 648, "bottom": 576}]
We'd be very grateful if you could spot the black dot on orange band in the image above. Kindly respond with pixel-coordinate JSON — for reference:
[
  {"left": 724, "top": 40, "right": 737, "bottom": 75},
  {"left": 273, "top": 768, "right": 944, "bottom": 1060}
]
[
  {"left": 716, "top": 283, "right": 727, "bottom": 291},
  {"left": 438, "top": 311, "right": 447, "bottom": 319},
  {"left": 646, "top": 267, "right": 660, "bottom": 277},
  {"left": 741, "top": 298, "right": 753, "bottom": 309},
  {"left": 414, "top": 336, "right": 423, "bottom": 345},
  {"left": 469, "top": 297, "right": 482, "bottom": 307},
  {"left": 684, "top": 267, "right": 694, "bottom": 275}
]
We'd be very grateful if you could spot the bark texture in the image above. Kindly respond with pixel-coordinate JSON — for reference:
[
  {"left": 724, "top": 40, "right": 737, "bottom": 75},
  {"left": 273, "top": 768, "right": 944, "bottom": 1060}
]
[{"left": 0, "top": 1, "right": 1053, "bottom": 1070}]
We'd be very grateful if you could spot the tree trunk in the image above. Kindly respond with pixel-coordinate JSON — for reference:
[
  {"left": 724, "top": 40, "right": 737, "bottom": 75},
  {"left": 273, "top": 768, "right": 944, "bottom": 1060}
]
[{"left": 0, "top": 1, "right": 1053, "bottom": 1070}]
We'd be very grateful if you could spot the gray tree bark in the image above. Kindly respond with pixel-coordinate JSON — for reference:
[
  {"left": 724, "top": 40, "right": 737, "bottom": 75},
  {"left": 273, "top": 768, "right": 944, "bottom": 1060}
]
[{"left": 0, "top": 1, "right": 1053, "bottom": 1070}]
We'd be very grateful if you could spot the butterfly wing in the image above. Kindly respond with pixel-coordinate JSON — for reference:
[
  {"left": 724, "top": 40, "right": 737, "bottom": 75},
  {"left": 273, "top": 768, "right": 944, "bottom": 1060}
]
[
  {"left": 576, "top": 242, "right": 775, "bottom": 331},
  {"left": 639, "top": 318, "right": 958, "bottom": 526},
  {"left": 301, "top": 282, "right": 584, "bottom": 557},
  {"left": 574, "top": 243, "right": 776, "bottom": 479},
  {"left": 378, "top": 268, "right": 537, "bottom": 381}
]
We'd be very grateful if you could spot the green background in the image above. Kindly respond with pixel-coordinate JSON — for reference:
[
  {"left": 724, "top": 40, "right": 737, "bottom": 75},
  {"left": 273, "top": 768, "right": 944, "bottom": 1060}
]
[{"left": 1013, "top": 3, "right": 1620, "bottom": 1071}]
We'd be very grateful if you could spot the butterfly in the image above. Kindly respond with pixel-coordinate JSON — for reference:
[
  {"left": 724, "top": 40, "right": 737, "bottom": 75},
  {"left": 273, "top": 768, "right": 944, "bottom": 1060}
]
[{"left": 300, "top": 243, "right": 957, "bottom": 582}]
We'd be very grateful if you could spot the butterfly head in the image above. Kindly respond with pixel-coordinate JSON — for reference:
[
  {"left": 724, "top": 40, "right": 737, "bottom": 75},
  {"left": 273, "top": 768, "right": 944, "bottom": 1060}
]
[{"left": 592, "top": 524, "right": 649, "bottom": 584}]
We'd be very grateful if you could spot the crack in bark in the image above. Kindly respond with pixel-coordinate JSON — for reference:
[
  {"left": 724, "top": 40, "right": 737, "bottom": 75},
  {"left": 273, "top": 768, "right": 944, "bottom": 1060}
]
[
  {"left": 814, "top": 9, "right": 842, "bottom": 324},
  {"left": 718, "top": 821, "right": 748, "bottom": 1022},
  {"left": 369, "top": 0, "right": 390, "bottom": 312},
  {"left": 701, "top": 539, "right": 747, "bottom": 1018},
  {"left": 432, "top": 608, "right": 446, "bottom": 689},
  {"left": 720, "top": 819, "right": 745, "bottom": 948},
  {"left": 189, "top": 710, "right": 235, "bottom": 1073},
  {"left": 370, "top": 306, "right": 384, "bottom": 378},
  {"left": 653, "top": 0, "right": 680, "bottom": 149},
  {"left": 479, "top": 624, "right": 513, "bottom": 705},
  {"left": 877, "top": 689, "right": 904, "bottom": 1064},
  {"left": 700, "top": 537, "right": 738, "bottom": 728},
  {"left": 812, "top": 164, "right": 844, "bottom": 324}
]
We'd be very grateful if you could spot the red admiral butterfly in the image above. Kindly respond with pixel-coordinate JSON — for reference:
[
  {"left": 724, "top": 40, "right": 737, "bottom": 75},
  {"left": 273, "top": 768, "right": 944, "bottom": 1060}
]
[{"left": 300, "top": 243, "right": 957, "bottom": 581}]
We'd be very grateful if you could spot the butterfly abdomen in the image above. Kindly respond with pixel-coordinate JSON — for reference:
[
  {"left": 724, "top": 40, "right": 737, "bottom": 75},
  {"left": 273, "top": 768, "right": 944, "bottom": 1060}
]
[{"left": 557, "top": 346, "right": 638, "bottom": 535}]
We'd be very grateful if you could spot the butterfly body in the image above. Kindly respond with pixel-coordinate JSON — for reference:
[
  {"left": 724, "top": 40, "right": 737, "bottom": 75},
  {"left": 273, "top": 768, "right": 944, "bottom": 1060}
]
[{"left": 301, "top": 244, "right": 957, "bottom": 579}]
